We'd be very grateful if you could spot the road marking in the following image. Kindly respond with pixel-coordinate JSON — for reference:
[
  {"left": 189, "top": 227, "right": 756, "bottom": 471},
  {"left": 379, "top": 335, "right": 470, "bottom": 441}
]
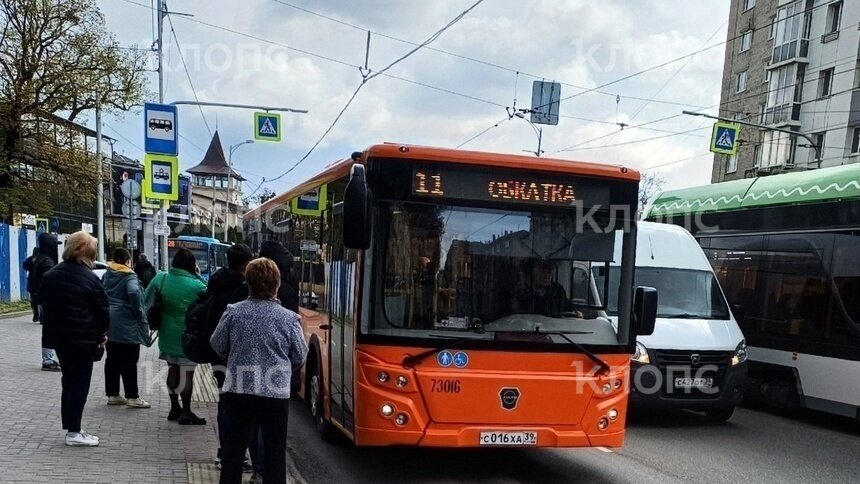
[{"left": 596, "top": 446, "right": 614, "bottom": 453}]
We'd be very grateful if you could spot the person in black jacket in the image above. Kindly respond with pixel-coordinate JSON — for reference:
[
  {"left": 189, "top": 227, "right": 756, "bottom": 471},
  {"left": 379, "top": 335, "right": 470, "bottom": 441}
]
[
  {"left": 259, "top": 240, "right": 299, "bottom": 312},
  {"left": 32, "top": 232, "right": 61, "bottom": 371},
  {"left": 134, "top": 253, "right": 156, "bottom": 288},
  {"left": 205, "top": 244, "right": 253, "bottom": 472},
  {"left": 40, "top": 231, "right": 110, "bottom": 447},
  {"left": 22, "top": 247, "right": 39, "bottom": 322}
]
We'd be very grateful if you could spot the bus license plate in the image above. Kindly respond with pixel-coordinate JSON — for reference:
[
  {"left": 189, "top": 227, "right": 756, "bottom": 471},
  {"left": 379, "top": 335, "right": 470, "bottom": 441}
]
[
  {"left": 479, "top": 431, "right": 537, "bottom": 446},
  {"left": 674, "top": 377, "right": 713, "bottom": 389}
]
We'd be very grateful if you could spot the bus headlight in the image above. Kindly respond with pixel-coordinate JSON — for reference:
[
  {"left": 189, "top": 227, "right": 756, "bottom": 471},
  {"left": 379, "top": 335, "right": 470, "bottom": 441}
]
[
  {"left": 632, "top": 342, "right": 650, "bottom": 364},
  {"left": 731, "top": 340, "right": 748, "bottom": 366}
]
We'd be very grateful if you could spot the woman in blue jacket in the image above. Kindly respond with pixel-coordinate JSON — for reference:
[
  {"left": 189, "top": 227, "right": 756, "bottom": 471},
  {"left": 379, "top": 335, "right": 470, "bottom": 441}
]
[{"left": 102, "top": 248, "right": 151, "bottom": 409}]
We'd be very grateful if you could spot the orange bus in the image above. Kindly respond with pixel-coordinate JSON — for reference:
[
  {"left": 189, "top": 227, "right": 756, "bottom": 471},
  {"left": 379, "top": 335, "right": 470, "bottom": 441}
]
[{"left": 243, "top": 144, "right": 656, "bottom": 448}]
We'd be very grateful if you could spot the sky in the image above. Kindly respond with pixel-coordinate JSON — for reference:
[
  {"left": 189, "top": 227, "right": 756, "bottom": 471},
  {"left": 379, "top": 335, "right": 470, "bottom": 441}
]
[{"left": 94, "top": 0, "right": 731, "bottom": 200}]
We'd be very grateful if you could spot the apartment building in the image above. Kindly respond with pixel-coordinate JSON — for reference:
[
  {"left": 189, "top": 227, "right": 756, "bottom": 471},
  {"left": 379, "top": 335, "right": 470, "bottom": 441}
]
[{"left": 713, "top": 0, "right": 860, "bottom": 181}]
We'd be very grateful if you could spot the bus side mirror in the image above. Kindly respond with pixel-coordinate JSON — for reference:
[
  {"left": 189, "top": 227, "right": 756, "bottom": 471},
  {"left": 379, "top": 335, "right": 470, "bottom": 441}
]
[
  {"left": 731, "top": 304, "right": 745, "bottom": 322},
  {"left": 344, "top": 163, "right": 371, "bottom": 250},
  {"left": 633, "top": 286, "right": 658, "bottom": 336}
]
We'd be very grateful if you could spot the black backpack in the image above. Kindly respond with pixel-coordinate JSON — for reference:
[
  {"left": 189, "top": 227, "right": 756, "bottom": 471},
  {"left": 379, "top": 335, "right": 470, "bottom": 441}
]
[{"left": 182, "top": 292, "right": 219, "bottom": 364}]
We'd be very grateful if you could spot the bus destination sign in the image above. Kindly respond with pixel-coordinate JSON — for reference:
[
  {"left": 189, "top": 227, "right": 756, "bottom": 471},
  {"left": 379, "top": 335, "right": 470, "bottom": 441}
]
[{"left": 411, "top": 167, "right": 610, "bottom": 207}]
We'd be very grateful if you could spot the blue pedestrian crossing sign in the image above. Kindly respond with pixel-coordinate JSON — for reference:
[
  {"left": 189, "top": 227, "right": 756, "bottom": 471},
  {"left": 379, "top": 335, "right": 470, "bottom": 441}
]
[
  {"left": 255, "top": 112, "right": 281, "bottom": 142},
  {"left": 710, "top": 121, "right": 740, "bottom": 155}
]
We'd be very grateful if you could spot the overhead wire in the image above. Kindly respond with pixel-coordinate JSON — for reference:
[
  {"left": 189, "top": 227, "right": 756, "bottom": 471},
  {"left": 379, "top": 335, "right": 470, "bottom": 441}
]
[{"left": 167, "top": 14, "right": 213, "bottom": 138}]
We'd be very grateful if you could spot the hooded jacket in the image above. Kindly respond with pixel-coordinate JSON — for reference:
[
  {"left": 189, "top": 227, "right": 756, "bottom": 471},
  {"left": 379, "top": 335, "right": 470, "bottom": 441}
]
[
  {"left": 31, "top": 233, "right": 58, "bottom": 295},
  {"left": 144, "top": 268, "right": 206, "bottom": 358},
  {"left": 103, "top": 262, "right": 150, "bottom": 346},
  {"left": 41, "top": 260, "right": 110, "bottom": 352},
  {"left": 259, "top": 240, "right": 299, "bottom": 312}
]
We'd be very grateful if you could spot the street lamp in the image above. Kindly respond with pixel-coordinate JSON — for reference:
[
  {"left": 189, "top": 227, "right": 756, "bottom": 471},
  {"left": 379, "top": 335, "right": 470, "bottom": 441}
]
[
  {"left": 513, "top": 111, "right": 543, "bottom": 157},
  {"left": 224, "top": 139, "right": 254, "bottom": 241}
]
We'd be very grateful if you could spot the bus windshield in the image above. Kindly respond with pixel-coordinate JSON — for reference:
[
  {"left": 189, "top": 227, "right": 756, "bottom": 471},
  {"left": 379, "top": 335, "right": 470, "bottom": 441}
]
[
  {"left": 373, "top": 203, "right": 628, "bottom": 346},
  {"left": 601, "top": 267, "right": 729, "bottom": 320}
]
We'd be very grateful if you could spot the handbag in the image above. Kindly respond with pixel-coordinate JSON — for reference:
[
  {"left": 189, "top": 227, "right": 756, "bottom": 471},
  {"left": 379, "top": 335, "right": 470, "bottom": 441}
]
[{"left": 147, "top": 274, "right": 167, "bottom": 331}]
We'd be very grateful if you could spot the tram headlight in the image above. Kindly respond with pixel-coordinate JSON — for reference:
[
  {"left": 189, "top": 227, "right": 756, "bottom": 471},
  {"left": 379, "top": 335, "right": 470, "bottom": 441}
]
[
  {"left": 632, "top": 342, "right": 650, "bottom": 364},
  {"left": 731, "top": 340, "right": 748, "bottom": 366}
]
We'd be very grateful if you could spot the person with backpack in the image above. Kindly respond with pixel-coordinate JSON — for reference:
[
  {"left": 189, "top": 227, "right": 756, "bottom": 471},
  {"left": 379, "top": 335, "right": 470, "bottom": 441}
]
[
  {"left": 33, "top": 232, "right": 61, "bottom": 371},
  {"left": 144, "top": 247, "right": 207, "bottom": 425},
  {"left": 211, "top": 257, "right": 308, "bottom": 484},
  {"left": 182, "top": 244, "right": 253, "bottom": 471},
  {"left": 134, "top": 253, "right": 156, "bottom": 289},
  {"left": 259, "top": 241, "right": 299, "bottom": 313},
  {"left": 102, "top": 248, "right": 151, "bottom": 409}
]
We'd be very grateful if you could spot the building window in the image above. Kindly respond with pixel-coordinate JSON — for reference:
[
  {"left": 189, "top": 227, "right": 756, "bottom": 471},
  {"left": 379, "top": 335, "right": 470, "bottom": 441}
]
[
  {"left": 826, "top": 1, "right": 842, "bottom": 34},
  {"left": 739, "top": 31, "right": 752, "bottom": 53},
  {"left": 769, "top": 15, "right": 776, "bottom": 39},
  {"left": 753, "top": 144, "right": 762, "bottom": 167},
  {"left": 819, "top": 68, "right": 834, "bottom": 97},
  {"left": 726, "top": 153, "right": 738, "bottom": 174},
  {"left": 763, "top": 64, "right": 770, "bottom": 84},
  {"left": 854, "top": 60, "right": 860, "bottom": 88},
  {"left": 813, "top": 132, "right": 825, "bottom": 162},
  {"left": 736, "top": 70, "right": 748, "bottom": 93},
  {"left": 851, "top": 127, "right": 860, "bottom": 154},
  {"left": 743, "top": 0, "right": 756, "bottom": 11}
]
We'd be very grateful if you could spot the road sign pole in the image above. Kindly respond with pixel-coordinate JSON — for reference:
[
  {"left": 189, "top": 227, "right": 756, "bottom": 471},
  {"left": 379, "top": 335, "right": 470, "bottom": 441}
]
[{"left": 157, "top": 0, "right": 168, "bottom": 271}]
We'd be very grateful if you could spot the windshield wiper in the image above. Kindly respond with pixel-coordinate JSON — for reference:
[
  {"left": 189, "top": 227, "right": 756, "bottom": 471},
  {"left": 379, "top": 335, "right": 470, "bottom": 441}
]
[
  {"left": 401, "top": 333, "right": 486, "bottom": 368},
  {"left": 532, "top": 327, "right": 610, "bottom": 375}
]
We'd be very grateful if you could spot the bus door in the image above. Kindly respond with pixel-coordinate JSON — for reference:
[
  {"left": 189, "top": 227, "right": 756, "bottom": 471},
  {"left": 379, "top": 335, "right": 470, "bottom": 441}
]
[{"left": 328, "top": 202, "right": 355, "bottom": 432}]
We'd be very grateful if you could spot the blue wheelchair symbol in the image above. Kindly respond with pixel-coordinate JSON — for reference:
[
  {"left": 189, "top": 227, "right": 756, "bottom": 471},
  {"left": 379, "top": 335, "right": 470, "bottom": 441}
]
[
  {"left": 453, "top": 351, "right": 469, "bottom": 368},
  {"left": 437, "top": 350, "right": 453, "bottom": 367}
]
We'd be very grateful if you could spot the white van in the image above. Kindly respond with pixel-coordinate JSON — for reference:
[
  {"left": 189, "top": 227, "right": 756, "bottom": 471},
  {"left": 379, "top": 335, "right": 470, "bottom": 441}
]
[{"left": 599, "top": 222, "right": 748, "bottom": 421}]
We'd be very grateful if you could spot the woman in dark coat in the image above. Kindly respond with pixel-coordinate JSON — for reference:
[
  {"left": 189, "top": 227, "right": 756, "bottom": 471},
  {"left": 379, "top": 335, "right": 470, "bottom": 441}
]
[{"left": 40, "top": 231, "right": 110, "bottom": 447}]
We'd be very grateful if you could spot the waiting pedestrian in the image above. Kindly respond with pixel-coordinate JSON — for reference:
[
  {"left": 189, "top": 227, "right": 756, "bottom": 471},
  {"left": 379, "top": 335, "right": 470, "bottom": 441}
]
[
  {"left": 32, "top": 232, "right": 61, "bottom": 371},
  {"left": 211, "top": 258, "right": 308, "bottom": 484},
  {"left": 40, "top": 231, "right": 110, "bottom": 447},
  {"left": 202, "top": 244, "right": 254, "bottom": 472},
  {"left": 22, "top": 247, "right": 39, "bottom": 322},
  {"left": 145, "top": 247, "right": 207, "bottom": 425},
  {"left": 134, "top": 253, "right": 156, "bottom": 288},
  {"left": 102, "top": 248, "right": 152, "bottom": 409},
  {"left": 259, "top": 240, "right": 299, "bottom": 312}
]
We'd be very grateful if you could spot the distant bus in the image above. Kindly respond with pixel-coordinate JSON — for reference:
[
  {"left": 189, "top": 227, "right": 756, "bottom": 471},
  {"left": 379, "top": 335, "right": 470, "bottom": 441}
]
[
  {"left": 244, "top": 143, "right": 657, "bottom": 448},
  {"left": 646, "top": 163, "right": 860, "bottom": 420},
  {"left": 167, "top": 236, "right": 229, "bottom": 281}
]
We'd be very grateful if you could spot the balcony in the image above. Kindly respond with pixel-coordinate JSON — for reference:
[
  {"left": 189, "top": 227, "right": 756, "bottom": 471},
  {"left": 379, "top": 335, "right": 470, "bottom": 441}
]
[
  {"left": 762, "top": 102, "right": 801, "bottom": 126},
  {"left": 771, "top": 39, "right": 809, "bottom": 65}
]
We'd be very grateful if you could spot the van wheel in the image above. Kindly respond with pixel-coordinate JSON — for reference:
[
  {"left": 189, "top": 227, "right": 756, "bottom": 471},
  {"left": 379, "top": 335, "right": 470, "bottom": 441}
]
[
  {"left": 308, "top": 364, "right": 337, "bottom": 442},
  {"left": 705, "top": 406, "right": 735, "bottom": 422}
]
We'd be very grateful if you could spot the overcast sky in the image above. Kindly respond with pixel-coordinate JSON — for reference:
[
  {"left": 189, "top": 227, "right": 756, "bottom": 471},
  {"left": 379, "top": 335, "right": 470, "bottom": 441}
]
[{"left": 95, "top": 0, "right": 731, "bottom": 198}]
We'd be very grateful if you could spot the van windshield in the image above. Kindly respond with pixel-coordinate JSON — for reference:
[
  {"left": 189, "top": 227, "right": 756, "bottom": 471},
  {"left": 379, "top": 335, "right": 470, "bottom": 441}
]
[{"left": 598, "top": 267, "right": 730, "bottom": 319}]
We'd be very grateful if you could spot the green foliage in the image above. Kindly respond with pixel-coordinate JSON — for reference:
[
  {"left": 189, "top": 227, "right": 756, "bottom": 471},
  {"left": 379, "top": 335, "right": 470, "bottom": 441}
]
[{"left": 0, "top": 0, "right": 149, "bottom": 219}]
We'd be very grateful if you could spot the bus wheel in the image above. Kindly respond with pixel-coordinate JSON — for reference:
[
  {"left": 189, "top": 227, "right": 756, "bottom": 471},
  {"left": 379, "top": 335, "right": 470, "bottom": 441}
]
[
  {"left": 308, "top": 365, "right": 336, "bottom": 442},
  {"left": 705, "top": 406, "right": 735, "bottom": 422}
]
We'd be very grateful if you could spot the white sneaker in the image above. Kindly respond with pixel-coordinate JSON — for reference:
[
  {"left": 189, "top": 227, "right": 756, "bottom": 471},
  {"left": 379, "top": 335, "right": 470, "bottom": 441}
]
[
  {"left": 65, "top": 432, "right": 99, "bottom": 447},
  {"left": 126, "top": 397, "right": 151, "bottom": 409},
  {"left": 107, "top": 396, "right": 127, "bottom": 405},
  {"left": 80, "top": 431, "right": 99, "bottom": 441}
]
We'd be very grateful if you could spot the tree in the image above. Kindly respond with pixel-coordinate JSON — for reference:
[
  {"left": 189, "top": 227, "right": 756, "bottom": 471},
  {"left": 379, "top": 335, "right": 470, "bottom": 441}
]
[
  {"left": 243, "top": 187, "right": 277, "bottom": 207},
  {"left": 638, "top": 172, "right": 666, "bottom": 211},
  {"left": 0, "top": 0, "right": 149, "bottom": 219}
]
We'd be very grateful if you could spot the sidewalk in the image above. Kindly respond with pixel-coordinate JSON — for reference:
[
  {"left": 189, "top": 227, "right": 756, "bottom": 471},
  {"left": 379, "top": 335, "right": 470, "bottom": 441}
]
[{"left": 0, "top": 313, "right": 262, "bottom": 483}]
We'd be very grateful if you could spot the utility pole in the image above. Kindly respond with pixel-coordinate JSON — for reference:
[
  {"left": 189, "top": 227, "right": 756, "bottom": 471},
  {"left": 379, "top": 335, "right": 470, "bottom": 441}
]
[
  {"left": 95, "top": 102, "right": 105, "bottom": 262},
  {"left": 225, "top": 139, "right": 253, "bottom": 242}
]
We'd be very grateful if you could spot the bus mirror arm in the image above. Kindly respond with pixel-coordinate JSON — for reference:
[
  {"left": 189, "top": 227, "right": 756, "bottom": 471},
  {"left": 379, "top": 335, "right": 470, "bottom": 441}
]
[
  {"left": 633, "top": 286, "right": 657, "bottom": 336},
  {"left": 344, "top": 163, "right": 372, "bottom": 250}
]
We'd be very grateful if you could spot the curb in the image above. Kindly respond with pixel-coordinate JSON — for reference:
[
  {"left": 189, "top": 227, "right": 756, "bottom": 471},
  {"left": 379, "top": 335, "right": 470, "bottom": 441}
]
[{"left": 0, "top": 310, "right": 32, "bottom": 320}]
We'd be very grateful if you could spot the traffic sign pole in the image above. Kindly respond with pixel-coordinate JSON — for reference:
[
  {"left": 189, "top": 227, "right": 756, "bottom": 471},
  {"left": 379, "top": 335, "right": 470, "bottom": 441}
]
[{"left": 96, "top": 102, "right": 105, "bottom": 262}]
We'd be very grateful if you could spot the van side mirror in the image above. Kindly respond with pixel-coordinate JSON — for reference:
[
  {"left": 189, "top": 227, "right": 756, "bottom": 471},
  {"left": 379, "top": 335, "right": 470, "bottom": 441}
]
[
  {"left": 344, "top": 163, "right": 371, "bottom": 250},
  {"left": 633, "top": 286, "right": 658, "bottom": 336}
]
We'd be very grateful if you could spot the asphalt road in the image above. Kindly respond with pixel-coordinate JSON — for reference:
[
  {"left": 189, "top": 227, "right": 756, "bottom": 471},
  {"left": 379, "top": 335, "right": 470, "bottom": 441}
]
[{"left": 286, "top": 400, "right": 860, "bottom": 483}]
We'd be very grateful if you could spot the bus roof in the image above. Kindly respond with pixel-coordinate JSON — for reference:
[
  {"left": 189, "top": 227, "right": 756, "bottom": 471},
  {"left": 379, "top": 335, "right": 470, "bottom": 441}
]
[
  {"left": 646, "top": 162, "right": 860, "bottom": 219},
  {"left": 245, "top": 143, "right": 639, "bottom": 219}
]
